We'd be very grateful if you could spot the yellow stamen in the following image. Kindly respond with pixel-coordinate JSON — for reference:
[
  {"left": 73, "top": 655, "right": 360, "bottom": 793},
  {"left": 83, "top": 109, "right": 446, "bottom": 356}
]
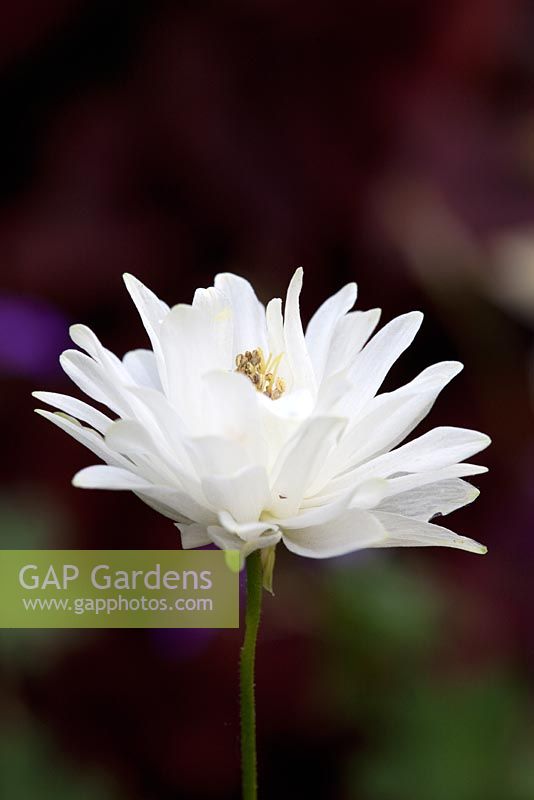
[{"left": 235, "top": 347, "right": 286, "bottom": 400}]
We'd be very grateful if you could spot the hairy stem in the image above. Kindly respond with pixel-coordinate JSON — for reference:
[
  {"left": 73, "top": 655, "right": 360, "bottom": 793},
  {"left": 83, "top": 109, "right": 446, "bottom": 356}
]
[{"left": 240, "top": 550, "right": 263, "bottom": 800}]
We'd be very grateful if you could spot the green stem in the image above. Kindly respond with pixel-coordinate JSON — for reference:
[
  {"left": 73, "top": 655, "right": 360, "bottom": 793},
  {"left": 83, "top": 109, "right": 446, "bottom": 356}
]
[{"left": 240, "top": 550, "right": 263, "bottom": 800}]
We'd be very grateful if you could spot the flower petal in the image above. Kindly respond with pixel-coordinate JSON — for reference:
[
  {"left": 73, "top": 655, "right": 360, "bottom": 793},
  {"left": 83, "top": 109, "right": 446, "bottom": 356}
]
[
  {"left": 266, "top": 297, "right": 285, "bottom": 356},
  {"left": 325, "top": 308, "right": 382, "bottom": 377},
  {"left": 191, "top": 285, "right": 234, "bottom": 369},
  {"left": 218, "top": 510, "right": 279, "bottom": 541},
  {"left": 184, "top": 435, "right": 250, "bottom": 477},
  {"left": 158, "top": 304, "right": 214, "bottom": 421},
  {"left": 376, "top": 478, "right": 480, "bottom": 521},
  {"left": 176, "top": 523, "right": 212, "bottom": 549},
  {"left": 214, "top": 272, "right": 268, "bottom": 355},
  {"left": 282, "top": 508, "right": 385, "bottom": 558},
  {"left": 305, "top": 282, "right": 357, "bottom": 381},
  {"left": 59, "top": 350, "right": 124, "bottom": 414},
  {"left": 270, "top": 416, "right": 346, "bottom": 516},
  {"left": 314, "top": 361, "right": 464, "bottom": 488},
  {"left": 208, "top": 525, "right": 282, "bottom": 560},
  {"left": 338, "top": 311, "right": 424, "bottom": 417},
  {"left": 136, "top": 485, "right": 215, "bottom": 526},
  {"left": 202, "top": 465, "right": 271, "bottom": 524},
  {"left": 371, "top": 511, "right": 487, "bottom": 554},
  {"left": 32, "top": 391, "right": 112, "bottom": 435},
  {"left": 34, "top": 409, "right": 128, "bottom": 467},
  {"left": 105, "top": 418, "right": 199, "bottom": 494},
  {"left": 122, "top": 349, "right": 162, "bottom": 389},
  {"left": 363, "top": 426, "right": 492, "bottom": 477},
  {"left": 73, "top": 465, "right": 152, "bottom": 490},
  {"left": 201, "top": 370, "right": 267, "bottom": 464},
  {"left": 381, "top": 463, "right": 488, "bottom": 495},
  {"left": 69, "top": 324, "right": 124, "bottom": 371},
  {"left": 283, "top": 268, "right": 317, "bottom": 394},
  {"left": 123, "top": 273, "right": 170, "bottom": 388}
]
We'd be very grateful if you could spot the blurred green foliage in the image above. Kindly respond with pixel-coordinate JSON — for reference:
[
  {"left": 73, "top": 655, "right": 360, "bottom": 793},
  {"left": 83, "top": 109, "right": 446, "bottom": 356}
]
[
  {"left": 0, "top": 491, "right": 85, "bottom": 672},
  {"left": 356, "top": 676, "right": 534, "bottom": 800},
  {"left": 0, "top": 719, "right": 121, "bottom": 799},
  {"left": 318, "top": 557, "right": 534, "bottom": 800}
]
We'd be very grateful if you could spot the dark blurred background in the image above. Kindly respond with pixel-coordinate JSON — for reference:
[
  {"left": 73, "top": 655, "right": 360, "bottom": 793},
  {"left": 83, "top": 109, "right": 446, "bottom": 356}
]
[{"left": 1, "top": 2, "right": 533, "bottom": 798}]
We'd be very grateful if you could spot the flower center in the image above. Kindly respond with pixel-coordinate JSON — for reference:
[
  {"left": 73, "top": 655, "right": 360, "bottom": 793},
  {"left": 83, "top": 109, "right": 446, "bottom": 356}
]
[{"left": 235, "top": 348, "right": 286, "bottom": 400}]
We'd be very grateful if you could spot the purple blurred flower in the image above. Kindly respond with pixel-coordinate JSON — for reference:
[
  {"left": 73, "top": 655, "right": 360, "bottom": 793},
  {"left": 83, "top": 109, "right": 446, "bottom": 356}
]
[{"left": 0, "top": 295, "right": 69, "bottom": 378}]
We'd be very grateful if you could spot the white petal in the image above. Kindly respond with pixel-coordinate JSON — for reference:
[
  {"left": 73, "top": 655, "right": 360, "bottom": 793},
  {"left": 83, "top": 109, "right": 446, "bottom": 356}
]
[
  {"left": 266, "top": 297, "right": 285, "bottom": 357},
  {"left": 123, "top": 273, "right": 170, "bottom": 389},
  {"left": 201, "top": 371, "right": 267, "bottom": 464},
  {"left": 314, "top": 371, "right": 354, "bottom": 416},
  {"left": 277, "top": 479, "right": 388, "bottom": 527},
  {"left": 283, "top": 268, "right": 317, "bottom": 394},
  {"left": 218, "top": 510, "right": 279, "bottom": 541},
  {"left": 159, "top": 304, "right": 213, "bottom": 420},
  {"left": 371, "top": 511, "right": 487, "bottom": 554},
  {"left": 177, "top": 523, "right": 212, "bottom": 548},
  {"left": 32, "top": 391, "right": 112, "bottom": 435},
  {"left": 274, "top": 491, "right": 353, "bottom": 529},
  {"left": 305, "top": 282, "right": 357, "bottom": 381},
  {"left": 122, "top": 349, "right": 161, "bottom": 389},
  {"left": 376, "top": 478, "right": 480, "bottom": 521},
  {"left": 202, "top": 465, "right": 271, "bottom": 524},
  {"left": 105, "top": 418, "right": 162, "bottom": 456},
  {"left": 184, "top": 435, "right": 250, "bottom": 477},
  {"left": 69, "top": 324, "right": 124, "bottom": 372},
  {"left": 192, "top": 286, "right": 234, "bottom": 369},
  {"left": 208, "top": 525, "right": 281, "bottom": 558},
  {"left": 135, "top": 486, "right": 215, "bottom": 526},
  {"left": 338, "top": 311, "right": 423, "bottom": 417},
  {"left": 282, "top": 508, "right": 385, "bottom": 558},
  {"left": 61, "top": 345, "right": 155, "bottom": 428},
  {"left": 314, "top": 462, "right": 487, "bottom": 507},
  {"left": 214, "top": 272, "right": 268, "bottom": 354},
  {"left": 382, "top": 463, "right": 488, "bottom": 495},
  {"left": 160, "top": 301, "right": 235, "bottom": 425},
  {"left": 73, "top": 465, "right": 151, "bottom": 490},
  {"left": 34, "top": 409, "right": 128, "bottom": 468},
  {"left": 325, "top": 427, "right": 491, "bottom": 497},
  {"left": 122, "top": 385, "right": 188, "bottom": 458},
  {"left": 74, "top": 464, "right": 213, "bottom": 524},
  {"left": 134, "top": 492, "right": 191, "bottom": 522},
  {"left": 105, "top": 418, "right": 198, "bottom": 492},
  {"left": 60, "top": 350, "right": 124, "bottom": 414},
  {"left": 270, "top": 416, "right": 346, "bottom": 516},
  {"left": 325, "top": 308, "right": 382, "bottom": 377},
  {"left": 349, "top": 478, "right": 390, "bottom": 508},
  {"left": 364, "top": 426, "right": 492, "bottom": 477},
  {"left": 315, "top": 361, "right": 464, "bottom": 488}
]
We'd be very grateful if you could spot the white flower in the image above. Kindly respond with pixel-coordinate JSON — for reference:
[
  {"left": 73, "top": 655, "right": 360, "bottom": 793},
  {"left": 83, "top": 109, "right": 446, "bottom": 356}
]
[{"left": 34, "top": 269, "right": 490, "bottom": 566}]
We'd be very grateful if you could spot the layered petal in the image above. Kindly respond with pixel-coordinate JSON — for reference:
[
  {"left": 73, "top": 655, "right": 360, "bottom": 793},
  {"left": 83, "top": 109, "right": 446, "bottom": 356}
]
[
  {"left": 312, "top": 361, "right": 464, "bottom": 491},
  {"left": 123, "top": 273, "right": 170, "bottom": 390},
  {"left": 283, "top": 268, "right": 317, "bottom": 395},
  {"left": 269, "top": 416, "right": 346, "bottom": 516},
  {"left": 336, "top": 311, "right": 424, "bottom": 418},
  {"left": 376, "top": 478, "right": 480, "bottom": 521},
  {"left": 282, "top": 508, "right": 385, "bottom": 558},
  {"left": 122, "top": 349, "right": 162, "bottom": 390},
  {"left": 35, "top": 269, "right": 489, "bottom": 568},
  {"left": 202, "top": 465, "right": 271, "bottom": 524},
  {"left": 214, "top": 272, "right": 268, "bottom": 355},
  {"left": 370, "top": 511, "right": 487, "bottom": 554},
  {"left": 305, "top": 282, "right": 357, "bottom": 381},
  {"left": 32, "top": 391, "right": 112, "bottom": 435}
]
